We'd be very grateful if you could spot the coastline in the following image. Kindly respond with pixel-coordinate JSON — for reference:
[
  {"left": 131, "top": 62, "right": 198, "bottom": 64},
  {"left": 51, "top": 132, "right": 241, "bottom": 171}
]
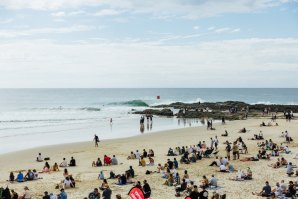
[{"left": 0, "top": 118, "right": 297, "bottom": 199}]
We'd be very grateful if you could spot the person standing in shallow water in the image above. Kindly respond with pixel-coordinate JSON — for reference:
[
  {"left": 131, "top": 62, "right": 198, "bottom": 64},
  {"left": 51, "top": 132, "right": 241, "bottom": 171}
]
[{"left": 94, "top": 134, "right": 100, "bottom": 147}]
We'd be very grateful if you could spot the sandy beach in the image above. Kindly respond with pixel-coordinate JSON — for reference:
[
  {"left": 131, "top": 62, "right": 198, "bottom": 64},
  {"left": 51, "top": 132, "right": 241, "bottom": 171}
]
[{"left": 0, "top": 117, "right": 297, "bottom": 199}]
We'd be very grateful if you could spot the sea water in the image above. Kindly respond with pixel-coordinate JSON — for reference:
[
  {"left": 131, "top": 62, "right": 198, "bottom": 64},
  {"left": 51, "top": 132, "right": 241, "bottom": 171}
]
[{"left": 0, "top": 88, "right": 297, "bottom": 154}]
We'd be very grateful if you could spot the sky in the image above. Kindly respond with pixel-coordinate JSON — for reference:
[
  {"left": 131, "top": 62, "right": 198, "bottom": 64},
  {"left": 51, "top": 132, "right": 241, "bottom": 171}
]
[{"left": 0, "top": 0, "right": 297, "bottom": 88}]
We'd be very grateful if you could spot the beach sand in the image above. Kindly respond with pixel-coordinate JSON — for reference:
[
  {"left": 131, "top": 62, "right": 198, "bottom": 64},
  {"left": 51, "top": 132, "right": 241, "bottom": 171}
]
[{"left": 0, "top": 118, "right": 297, "bottom": 199}]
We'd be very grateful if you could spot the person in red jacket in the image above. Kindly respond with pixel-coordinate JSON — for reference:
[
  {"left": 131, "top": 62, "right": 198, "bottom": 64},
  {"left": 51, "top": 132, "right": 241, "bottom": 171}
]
[{"left": 104, "top": 155, "right": 111, "bottom": 166}]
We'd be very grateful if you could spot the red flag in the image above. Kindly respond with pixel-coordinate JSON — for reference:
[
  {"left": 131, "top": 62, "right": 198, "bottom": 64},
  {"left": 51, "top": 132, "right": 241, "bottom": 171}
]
[{"left": 128, "top": 187, "right": 145, "bottom": 199}]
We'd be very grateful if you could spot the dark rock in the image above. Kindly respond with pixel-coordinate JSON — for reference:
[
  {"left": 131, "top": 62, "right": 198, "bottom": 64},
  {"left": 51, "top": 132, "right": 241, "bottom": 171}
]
[{"left": 133, "top": 109, "right": 173, "bottom": 116}]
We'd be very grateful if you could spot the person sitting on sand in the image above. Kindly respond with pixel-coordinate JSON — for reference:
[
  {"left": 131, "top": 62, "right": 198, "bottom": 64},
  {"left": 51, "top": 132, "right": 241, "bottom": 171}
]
[
  {"left": 238, "top": 128, "right": 246, "bottom": 133},
  {"left": 252, "top": 181, "right": 271, "bottom": 197},
  {"left": 287, "top": 162, "right": 294, "bottom": 176},
  {"left": 139, "top": 157, "right": 146, "bottom": 167},
  {"left": 104, "top": 155, "right": 112, "bottom": 166},
  {"left": 63, "top": 176, "right": 74, "bottom": 188},
  {"left": 175, "top": 178, "right": 187, "bottom": 196},
  {"left": 127, "top": 166, "right": 135, "bottom": 178},
  {"left": 127, "top": 151, "right": 136, "bottom": 160},
  {"left": 157, "top": 163, "right": 164, "bottom": 173},
  {"left": 111, "top": 155, "right": 118, "bottom": 165},
  {"left": 244, "top": 167, "right": 252, "bottom": 180},
  {"left": 200, "top": 175, "right": 209, "bottom": 189},
  {"left": 20, "top": 186, "right": 31, "bottom": 199},
  {"left": 219, "top": 163, "right": 228, "bottom": 172},
  {"left": 8, "top": 172, "right": 15, "bottom": 182},
  {"left": 92, "top": 158, "right": 102, "bottom": 167},
  {"left": 41, "top": 161, "right": 50, "bottom": 173},
  {"left": 88, "top": 188, "right": 101, "bottom": 199},
  {"left": 148, "top": 149, "right": 154, "bottom": 157},
  {"left": 60, "top": 158, "right": 67, "bottom": 167},
  {"left": 32, "top": 169, "right": 38, "bottom": 180},
  {"left": 16, "top": 171, "right": 24, "bottom": 182},
  {"left": 69, "top": 157, "right": 76, "bottom": 167},
  {"left": 182, "top": 170, "right": 190, "bottom": 182},
  {"left": 189, "top": 185, "right": 200, "bottom": 199},
  {"left": 126, "top": 171, "right": 133, "bottom": 183},
  {"left": 63, "top": 169, "right": 69, "bottom": 177},
  {"left": 24, "top": 169, "right": 34, "bottom": 181},
  {"left": 69, "top": 175, "right": 75, "bottom": 187},
  {"left": 147, "top": 156, "right": 154, "bottom": 166},
  {"left": 117, "top": 174, "right": 127, "bottom": 185},
  {"left": 52, "top": 163, "right": 59, "bottom": 172},
  {"left": 98, "top": 171, "right": 105, "bottom": 180},
  {"left": 168, "top": 148, "right": 175, "bottom": 156},
  {"left": 209, "top": 175, "right": 217, "bottom": 187},
  {"left": 102, "top": 185, "right": 112, "bottom": 199},
  {"left": 280, "top": 157, "right": 287, "bottom": 165},
  {"left": 221, "top": 130, "right": 228, "bottom": 137},
  {"left": 37, "top": 153, "right": 43, "bottom": 162},
  {"left": 163, "top": 173, "right": 174, "bottom": 186},
  {"left": 99, "top": 179, "right": 109, "bottom": 191}
]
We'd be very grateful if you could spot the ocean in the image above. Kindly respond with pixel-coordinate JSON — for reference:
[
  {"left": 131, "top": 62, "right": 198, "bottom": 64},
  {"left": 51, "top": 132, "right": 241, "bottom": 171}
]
[{"left": 0, "top": 88, "right": 297, "bottom": 154}]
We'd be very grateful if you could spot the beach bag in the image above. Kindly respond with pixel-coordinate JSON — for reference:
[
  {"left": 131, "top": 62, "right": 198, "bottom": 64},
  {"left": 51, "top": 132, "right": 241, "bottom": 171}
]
[{"left": 44, "top": 157, "right": 50, "bottom": 161}]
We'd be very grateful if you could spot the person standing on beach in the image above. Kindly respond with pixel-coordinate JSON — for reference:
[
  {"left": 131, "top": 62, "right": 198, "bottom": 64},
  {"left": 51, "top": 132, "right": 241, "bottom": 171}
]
[
  {"left": 94, "top": 134, "right": 100, "bottom": 147},
  {"left": 226, "top": 143, "right": 231, "bottom": 160},
  {"left": 232, "top": 142, "right": 240, "bottom": 160}
]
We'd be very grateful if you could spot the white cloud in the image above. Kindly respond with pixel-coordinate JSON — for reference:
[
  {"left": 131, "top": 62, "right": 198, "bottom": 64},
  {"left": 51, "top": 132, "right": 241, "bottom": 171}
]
[
  {"left": 0, "top": 38, "right": 297, "bottom": 87},
  {"left": 193, "top": 26, "right": 200, "bottom": 30},
  {"left": 0, "top": 25, "right": 94, "bottom": 38},
  {"left": 51, "top": 11, "right": 66, "bottom": 17},
  {"left": 93, "top": 9, "right": 124, "bottom": 16},
  {"left": 214, "top": 27, "right": 241, "bottom": 33},
  {"left": 0, "top": 18, "right": 14, "bottom": 24},
  {"left": 0, "top": 0, "right": 291, "bottom": 19}
]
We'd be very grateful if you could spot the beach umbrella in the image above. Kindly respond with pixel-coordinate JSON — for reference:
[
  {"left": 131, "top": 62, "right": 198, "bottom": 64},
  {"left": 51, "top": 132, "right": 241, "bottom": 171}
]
[{"left": 128, "top": 187, "right": 146, "bottom": 199}]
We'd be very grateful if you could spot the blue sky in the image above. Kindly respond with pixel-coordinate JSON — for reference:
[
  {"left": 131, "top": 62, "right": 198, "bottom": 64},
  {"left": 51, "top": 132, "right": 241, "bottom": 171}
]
[{"left": 0, "top": 0, "right": 297, "bottom": 87}]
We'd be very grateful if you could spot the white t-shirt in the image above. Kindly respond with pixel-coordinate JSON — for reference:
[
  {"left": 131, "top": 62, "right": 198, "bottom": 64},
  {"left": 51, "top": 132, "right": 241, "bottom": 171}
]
[
  {"left": 222, "top": 158, "right": 229, "bottom": 166},
  {"left": 23, "top": 190, "right": 32, "bottom": 199},
  {"left": 135, "top": 152, "right": 141, "bottom": 160},
  {"left": 37, "top": 155, "right": 42, "bottom": 161},
  {"left": 64, "top": 179, "right": 72, "bottom": 188},
  {"left": 219, "top": 165, "right": 226, "bottom": 171},
  {"left": 60, "top": 160, "right": 67, "bottom": 167},
  {"left": 215, "top": 159, "right": 221, "bottom": 167}
]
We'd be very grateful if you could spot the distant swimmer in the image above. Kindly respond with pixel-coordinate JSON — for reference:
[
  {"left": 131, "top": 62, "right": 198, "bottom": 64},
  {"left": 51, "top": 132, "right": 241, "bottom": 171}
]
[
  {"left": 110, "top": 118, "right": 113, "bottom": 124},
  {"left": 94, "top": 134, "right": 100, "bottom": 147}
]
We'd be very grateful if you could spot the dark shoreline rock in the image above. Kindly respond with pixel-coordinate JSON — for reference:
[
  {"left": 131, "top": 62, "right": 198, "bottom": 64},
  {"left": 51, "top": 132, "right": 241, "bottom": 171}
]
[
  {"left": 132, "top": 101, "right": 297, "bottom": 120},
  {"left": 133, "top": 109, "right": 173, "bottom": 116}
]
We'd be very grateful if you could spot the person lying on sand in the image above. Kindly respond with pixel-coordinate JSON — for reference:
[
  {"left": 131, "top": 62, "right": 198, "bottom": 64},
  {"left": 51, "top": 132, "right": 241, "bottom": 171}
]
[
  {"left": 268, "top": 158, "right": 281, "bottom": 168},
  {"left": 238, "top": 128, "right": 247, "bottom": 133}
]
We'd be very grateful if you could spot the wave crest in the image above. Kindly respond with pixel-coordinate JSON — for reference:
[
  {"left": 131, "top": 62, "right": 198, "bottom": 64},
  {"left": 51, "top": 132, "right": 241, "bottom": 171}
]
[{"left": 108, "top": 100, "right": 149, "bottom": 107}]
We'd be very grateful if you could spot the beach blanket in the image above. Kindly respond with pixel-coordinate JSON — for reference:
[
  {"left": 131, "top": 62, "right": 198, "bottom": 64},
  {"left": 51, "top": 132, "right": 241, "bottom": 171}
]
[{"left": 207, "top": 186, "right": 223, "bottom": 190}]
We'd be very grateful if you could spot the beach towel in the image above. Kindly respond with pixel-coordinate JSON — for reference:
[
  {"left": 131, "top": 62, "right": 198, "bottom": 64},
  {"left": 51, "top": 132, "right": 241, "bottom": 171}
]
[{"left": 207, "top": 186, "right": 223, "bottom": 190}]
